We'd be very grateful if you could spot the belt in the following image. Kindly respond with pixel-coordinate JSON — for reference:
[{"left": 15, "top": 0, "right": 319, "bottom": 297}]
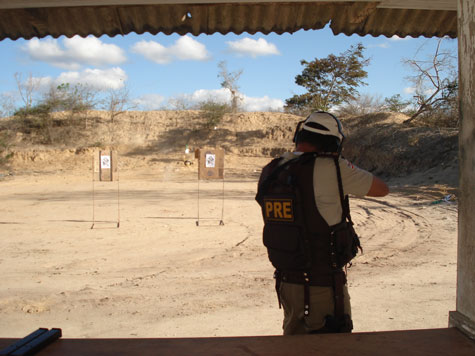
[{"left": 276, "top": 270, "right": 343, "bottom": 287}]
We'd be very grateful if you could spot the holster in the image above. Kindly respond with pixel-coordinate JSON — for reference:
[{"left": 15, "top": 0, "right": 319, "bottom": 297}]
[{"left": 310, "top": 314, "right": 353, "bottom": 334}]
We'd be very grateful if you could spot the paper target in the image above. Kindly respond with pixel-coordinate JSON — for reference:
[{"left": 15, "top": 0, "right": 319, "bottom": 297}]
[
  {"left": 101, "top": 155, "right": 111, "bottom": 169},
  {"left": 205, "top": 154, "right": 216, "bottom": 168}
]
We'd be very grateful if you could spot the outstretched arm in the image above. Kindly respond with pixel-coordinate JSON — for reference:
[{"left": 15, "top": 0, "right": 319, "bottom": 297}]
[{"left": 367, "top": 176, "right": 389, "bottom": 197}]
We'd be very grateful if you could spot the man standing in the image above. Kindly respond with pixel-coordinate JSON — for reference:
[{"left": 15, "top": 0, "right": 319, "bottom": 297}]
[{"left": 256, "top": 111, "right": 388, "bottom": 335}]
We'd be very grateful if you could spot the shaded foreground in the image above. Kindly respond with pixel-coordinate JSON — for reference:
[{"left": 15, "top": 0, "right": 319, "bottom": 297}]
[{"left": 1, "top": 328, "right": 474, "bottom": 356}]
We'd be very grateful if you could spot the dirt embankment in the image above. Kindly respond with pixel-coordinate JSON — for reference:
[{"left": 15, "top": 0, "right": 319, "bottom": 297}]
[
  {"left": 342, "top": 112, "right": 459, "bottom": 187},
  {"left": 0, "top": 110, "right": 459, "bottom": 187}
]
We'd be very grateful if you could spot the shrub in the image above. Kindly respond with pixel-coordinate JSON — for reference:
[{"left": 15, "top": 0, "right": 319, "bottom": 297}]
[
  {"left": 199, "top": 100, "right": 231, "bottom": 129},
  {"left": 0, "top": 131, "right": 13, "bottom": 166},
  {"left": 12, "top": 82, "right": 97, "bottom": 144},
  {"left": 13, "top": 103, "right": 54, "bottom": 143},
  {"left": 336, "top": 94, "right": 384, "bottom": 117},
  {"left": 383, "top": 94, "right": 411, "bottom": 113}
]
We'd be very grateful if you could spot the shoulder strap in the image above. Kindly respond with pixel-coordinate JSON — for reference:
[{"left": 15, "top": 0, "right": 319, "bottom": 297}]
[{"left": 333, "top": 157, "right": 353, "bottom": 224}]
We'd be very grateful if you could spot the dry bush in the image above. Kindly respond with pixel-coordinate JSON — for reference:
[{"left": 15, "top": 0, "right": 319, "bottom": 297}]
[
  {"left": 199, "top": 100, "right": 231, "bottom": 129},
  {"left": 336, "top": 94, "right": 384, "bottom": 118},
  {"left": 0, "top": 129, "right": 13, "bottom": 166}
]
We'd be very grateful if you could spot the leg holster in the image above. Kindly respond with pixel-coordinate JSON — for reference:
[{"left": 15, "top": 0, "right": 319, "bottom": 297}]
[{"left": 274, "top": 270, "right": 352, "bottom": 333}]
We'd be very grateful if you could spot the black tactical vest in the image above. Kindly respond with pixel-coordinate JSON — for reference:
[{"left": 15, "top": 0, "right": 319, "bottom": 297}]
[{"left": 256, "top": 153, "right": 337, "bottom": 285}]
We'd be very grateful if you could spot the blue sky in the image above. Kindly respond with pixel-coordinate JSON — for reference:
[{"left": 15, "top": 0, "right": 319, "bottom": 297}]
[{"left": 0, "top": 25, "right": 457, "bottom": 112}]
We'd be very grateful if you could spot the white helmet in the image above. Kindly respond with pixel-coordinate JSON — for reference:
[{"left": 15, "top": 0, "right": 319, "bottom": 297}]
[{"left": 293, "top": 111, "right": 345, "bottom": 151}]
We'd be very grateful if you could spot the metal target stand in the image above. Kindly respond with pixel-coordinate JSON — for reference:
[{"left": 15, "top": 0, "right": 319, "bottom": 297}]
[
  {"left": 91, "top": 150, "right": 120, "bottom": 229},
  {"left": 196, "top": 178, "right": 225, "bottom": 226},
  {"left": 195, "top": 148, "right": 225, "bottom": 227}
]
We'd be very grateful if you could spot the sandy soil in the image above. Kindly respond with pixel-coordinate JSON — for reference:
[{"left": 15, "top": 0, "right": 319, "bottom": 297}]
[{"left": 0, "top": 154, "right": 458, "bottom": 338}]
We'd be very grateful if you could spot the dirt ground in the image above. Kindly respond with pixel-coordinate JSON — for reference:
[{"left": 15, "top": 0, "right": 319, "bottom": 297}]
[{"left": 0, "top": 152, "right": 458, "bottom": 338}]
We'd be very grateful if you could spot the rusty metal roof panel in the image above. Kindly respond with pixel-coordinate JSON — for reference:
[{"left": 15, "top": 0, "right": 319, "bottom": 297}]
[
  {"left": 0, "top": 2, "right": 457, "bottom": 41},
  {"left": 330, "top": 7, "right": 457, "bottom": 38}
]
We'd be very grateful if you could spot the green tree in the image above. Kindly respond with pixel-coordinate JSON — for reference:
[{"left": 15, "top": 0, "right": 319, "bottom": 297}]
[
  {"left": 44, "top": 83, "right": 96, "bottom": 113},
  {"left": 384, "top": 94, "right": 411, "bottom": 113},
  {"left": 13, "top": 81, "right": 98, "bottom": 143},
  {"left": 199, "top": 100, "right": 230, "bottom": 129},
  {"left": 285, "top": 43, "right": 370, "bottom": 115}
]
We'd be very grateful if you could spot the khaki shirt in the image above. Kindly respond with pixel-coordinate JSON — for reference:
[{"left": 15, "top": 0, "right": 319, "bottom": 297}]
[{"left": 281, "top": 152, "right": 373, "bottom": 226}]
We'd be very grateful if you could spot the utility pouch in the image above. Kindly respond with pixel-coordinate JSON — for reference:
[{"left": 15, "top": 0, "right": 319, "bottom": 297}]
[
  {"left": 323, "top": 314, "right": 353, "bottom": 333},
  {"left": 331, "top": 158, "right": 363, "bottom": 268},
  {"left": 330, "top": 221, "right": 362, "bottom": 268}
]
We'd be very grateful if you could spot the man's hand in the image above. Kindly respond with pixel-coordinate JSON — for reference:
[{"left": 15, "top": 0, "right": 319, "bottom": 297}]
[{"left": 367, "top": 176, "right": 389, "bottom": 197}]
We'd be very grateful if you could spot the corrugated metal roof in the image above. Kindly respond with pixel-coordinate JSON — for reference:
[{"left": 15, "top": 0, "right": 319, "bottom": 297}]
[
  {"left": 0, "top": 2, "right": 457, "bottom": 41},
  {"left": 331, "top": 7, "right": 457, "bottom": 38}
]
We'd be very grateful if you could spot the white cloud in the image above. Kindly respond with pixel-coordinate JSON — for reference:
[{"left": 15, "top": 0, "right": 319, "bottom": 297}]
[
  {"left": 24, "top": 38, "right": 64, "bottom": 64},
  {"left": 23, "top": 36, "right": 126, "bottom": 70},
  {"left": 165, "top": 88, "right": 229, "bottom": 109},
  {"left": 241, "top": 95, "right": 284, "bottom": 111},
  {"left": 131, "top": 36, "right": 210, "bottom": 64},
  {"left": 34, "top": 67, "right": 127, "bottom": 91},
  {"left": 390, "top": 35, "right": 410, "bottom": 41},
  {"left": 31, "top": 76, "right": 55, "bottom": 89},
  {"left": 58, "top": 68, "right": 127, "bottom": 90},
  {"left": 403, "top": 86, "right": 436, "bottom": 96},
  {"left": 63, "top": 37, "right": 126, "bottom": 67},
  {"left": 167, "top": 88, "right": 283, "bottom": 112},
  {"left": 189, "top": 88, "right": 230, "bottom": 103},
  {"left": 133, "top": 94, "right": 166, "bottom": 110},
  {"left": 172, "top": 36, "right": 210, "bottom": 61},
  {"left": 226, "top": 38, "right": 280, "bottom": 58},
  {"left": 368, "top": 43, "right": 389, "bottom": 49},
  {"left": 131, "top": 41, "right": 171, "bottom": 64}
]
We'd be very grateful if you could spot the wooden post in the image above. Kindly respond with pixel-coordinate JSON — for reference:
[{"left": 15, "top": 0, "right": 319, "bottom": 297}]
[{"left": 449, "top": 0, "right": 475, "bottom": 340}]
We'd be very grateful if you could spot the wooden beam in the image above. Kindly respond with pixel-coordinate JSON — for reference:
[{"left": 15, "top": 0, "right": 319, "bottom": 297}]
[{"left": 1, "top": 328, "right": 474, "bottom": 356}]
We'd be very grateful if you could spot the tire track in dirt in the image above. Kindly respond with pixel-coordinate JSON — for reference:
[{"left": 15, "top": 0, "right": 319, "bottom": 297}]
[{"left": 350, "top": 196, "right": 433, "bottom": 267}]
